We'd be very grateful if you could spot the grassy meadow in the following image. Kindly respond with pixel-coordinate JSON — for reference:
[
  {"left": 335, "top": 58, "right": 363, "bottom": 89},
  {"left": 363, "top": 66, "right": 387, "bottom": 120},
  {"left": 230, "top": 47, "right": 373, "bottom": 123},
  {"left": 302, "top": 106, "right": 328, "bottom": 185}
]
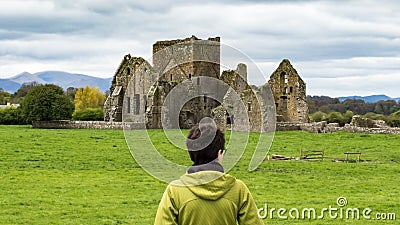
[{"left": 0, "top": 125, "right": 399, "bottom": 224}]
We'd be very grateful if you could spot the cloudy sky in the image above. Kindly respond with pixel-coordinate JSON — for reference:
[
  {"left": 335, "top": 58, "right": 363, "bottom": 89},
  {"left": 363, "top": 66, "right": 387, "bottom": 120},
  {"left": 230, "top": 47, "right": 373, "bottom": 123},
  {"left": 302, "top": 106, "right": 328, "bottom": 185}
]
[{"left": 0, "top": 0, "right": 399, "bottom": 97}]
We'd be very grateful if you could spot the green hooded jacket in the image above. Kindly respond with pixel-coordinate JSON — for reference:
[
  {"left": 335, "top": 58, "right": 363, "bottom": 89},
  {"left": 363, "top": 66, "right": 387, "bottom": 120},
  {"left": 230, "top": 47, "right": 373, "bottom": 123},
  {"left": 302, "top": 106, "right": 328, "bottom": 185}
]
[{"left": 154, "top": 168, "right": 263, "bottom": 225}]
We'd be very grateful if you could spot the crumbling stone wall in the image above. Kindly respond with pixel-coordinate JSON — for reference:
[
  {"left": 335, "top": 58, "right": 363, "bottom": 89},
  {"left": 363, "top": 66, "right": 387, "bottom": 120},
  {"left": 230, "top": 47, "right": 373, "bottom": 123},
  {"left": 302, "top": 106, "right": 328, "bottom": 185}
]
[
  {"left": 104, "top": 36, "right": 222, "bottom": 129},
  {"left": 349, "top": 115, "right": 388, "bottom": 128},
  {"left": 276, "top": 116, "right": 400, "bottom": 134},
  {"left": 103, "top": 55, "right": 150, "bottom": 122},
  {"left": 268, "top": 59, "right": 309, "bottom": 123},
  {"left": 221, "top": 64, "right": 262, "bottom": 132},
  {"left": 32, "top": 121, "right": 142, "bottom": 129},
  {"left": 151, "top": 36, "right": 221, "bottom": 129}
]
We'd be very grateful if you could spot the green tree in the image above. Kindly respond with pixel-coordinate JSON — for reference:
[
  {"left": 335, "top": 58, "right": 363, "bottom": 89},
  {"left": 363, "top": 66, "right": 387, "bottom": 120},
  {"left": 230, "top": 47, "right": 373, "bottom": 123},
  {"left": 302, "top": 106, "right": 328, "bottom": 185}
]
[
  {"left": 309, "top": 111, "right": 327, "bottom": 122},
  {"left": 390, "top": 105, "right": 399, "bottom": 114},
  {"left": 74, "top": 86, "right": 105, "bottom": 111},
  {"left": 0, "top": 106, "right": 25, "bottom": 124},
  {"left": 0, "top": 88, "right": 11, "bottom": 105},
  {"left": 327, "top": 111, "right": 345, "bottom": 126},
  {"left": 386, "top": 110, "right": 400, "bottom": 127},
  {"left": 20, "top": 84, "right": 74, "bottom": 121},
  {"left": 364, "top": 112, "right": 386, "bottom": 121},
  {"left": 66, "top": 87, "right": 78, "bottom": 101},
  {"left": 9, "top": 81, "right": 40, "bottom": 103},
  {"left": 343, "top": 110, "right": 354, "bottom": 124}
]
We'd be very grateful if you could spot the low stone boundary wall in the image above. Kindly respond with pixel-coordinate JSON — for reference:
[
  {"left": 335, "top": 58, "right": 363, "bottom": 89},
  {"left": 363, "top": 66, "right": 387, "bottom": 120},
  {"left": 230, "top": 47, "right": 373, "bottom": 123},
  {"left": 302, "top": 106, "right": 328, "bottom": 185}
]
[
  {"left": 276, "top": 122, "right": 400, "bottom": 134},
  {"left": 32, "top": 120, "right": 143, "bottom": 130},
  {"left": 276, "top": 122, "right": 302, "bottom": 131},
  {"left": 32, "top": 120, "right": 400, "bottom": 134}
]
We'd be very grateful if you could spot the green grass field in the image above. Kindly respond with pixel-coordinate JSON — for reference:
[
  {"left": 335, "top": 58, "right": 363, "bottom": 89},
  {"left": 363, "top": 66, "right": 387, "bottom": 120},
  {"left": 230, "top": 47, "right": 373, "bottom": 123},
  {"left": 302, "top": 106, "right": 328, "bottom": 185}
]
[{"left": 1, "top": 125, "right": 399, "bottom": 224}]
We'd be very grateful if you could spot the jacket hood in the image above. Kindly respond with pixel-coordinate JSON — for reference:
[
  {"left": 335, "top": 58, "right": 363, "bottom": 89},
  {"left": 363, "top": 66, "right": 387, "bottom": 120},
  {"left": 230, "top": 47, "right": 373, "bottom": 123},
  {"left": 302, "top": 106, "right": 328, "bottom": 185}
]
[{"left": 180, "top": 170, "right": 236, "bottom": 201}]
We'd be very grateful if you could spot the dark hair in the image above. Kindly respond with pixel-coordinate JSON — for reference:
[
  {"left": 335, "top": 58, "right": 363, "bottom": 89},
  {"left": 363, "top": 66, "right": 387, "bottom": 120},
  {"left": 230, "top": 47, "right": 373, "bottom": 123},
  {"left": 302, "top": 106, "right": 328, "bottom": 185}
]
[{"left": 186, "top": 123, "right": 225, "bottom": 165}]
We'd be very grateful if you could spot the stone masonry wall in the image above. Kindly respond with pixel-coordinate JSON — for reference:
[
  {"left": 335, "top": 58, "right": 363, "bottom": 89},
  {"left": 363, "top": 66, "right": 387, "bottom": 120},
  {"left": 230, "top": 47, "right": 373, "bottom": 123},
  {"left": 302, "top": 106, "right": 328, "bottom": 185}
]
[
  {"left": 32, "top": 121, "right": 142, "bottom": 130},
  {"left": 32, "top": 120, "right": 400, "bottom": 134},
  {"left": 268, "top": 59, "right": 309, "bottom": 123},
  {"left": 276, "top": 121, "right": 400, "bottom": 134}
]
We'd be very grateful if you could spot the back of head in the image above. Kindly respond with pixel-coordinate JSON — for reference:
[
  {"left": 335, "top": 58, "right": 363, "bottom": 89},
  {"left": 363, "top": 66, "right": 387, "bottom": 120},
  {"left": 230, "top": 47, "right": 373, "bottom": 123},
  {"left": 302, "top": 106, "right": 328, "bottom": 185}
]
[{"left": 186, "top": 122, "right": 225, "bottom": 165}]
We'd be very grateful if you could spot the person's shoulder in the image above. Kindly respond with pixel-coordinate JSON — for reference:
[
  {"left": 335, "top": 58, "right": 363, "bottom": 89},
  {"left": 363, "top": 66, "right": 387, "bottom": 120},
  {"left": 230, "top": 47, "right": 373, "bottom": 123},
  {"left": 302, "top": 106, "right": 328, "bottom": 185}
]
[
  {"left": 169, "top": 179, "right": 185, "bottom": 187},
  {"left": 231, "top": 177, "right": 251, "bottom": 191},
  {"left": 164, "top": 179, "right": 187, "bottom": 196}
]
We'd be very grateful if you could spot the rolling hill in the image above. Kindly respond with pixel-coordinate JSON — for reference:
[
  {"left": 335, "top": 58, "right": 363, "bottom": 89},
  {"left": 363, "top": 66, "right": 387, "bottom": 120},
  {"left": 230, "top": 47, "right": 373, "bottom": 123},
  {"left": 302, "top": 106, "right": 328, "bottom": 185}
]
[
  {"left": 0, "top": 71, "right": 112, "bottom": 93},
  {"left": 338, "top": 94, "right": 400, "bottom": 103}
]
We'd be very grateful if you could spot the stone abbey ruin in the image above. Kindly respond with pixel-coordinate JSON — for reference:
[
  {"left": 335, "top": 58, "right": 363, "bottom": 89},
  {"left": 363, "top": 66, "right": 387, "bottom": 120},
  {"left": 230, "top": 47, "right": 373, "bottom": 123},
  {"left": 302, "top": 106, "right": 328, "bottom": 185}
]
[
  {"left": 103, "top": 35, "right": 308, "bottom": 131},
  {"left": 32, "top": 35, "right": 399, "bottom": 134}
]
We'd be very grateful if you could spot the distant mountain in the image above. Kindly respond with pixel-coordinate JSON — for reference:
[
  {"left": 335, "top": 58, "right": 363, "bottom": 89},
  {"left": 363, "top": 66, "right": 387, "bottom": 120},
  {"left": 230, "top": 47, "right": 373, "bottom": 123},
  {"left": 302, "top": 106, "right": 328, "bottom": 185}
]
[
  {"left": 338, "top": 94, "right": 400, "bottom": 103},
  {"left": 0, "top": 79, "right": 21, "bottom": 93},
  {"left": 0, "top": 71, "right": 112, "bottom": 93},
  {"left": 10, "top": 72, "right": 47, "bottom": 84}
]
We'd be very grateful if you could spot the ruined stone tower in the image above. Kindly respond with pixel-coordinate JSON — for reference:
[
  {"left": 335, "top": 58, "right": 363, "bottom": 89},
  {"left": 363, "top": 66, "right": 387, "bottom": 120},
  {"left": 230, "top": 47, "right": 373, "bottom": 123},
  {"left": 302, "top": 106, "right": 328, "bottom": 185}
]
[
  {"left": 149, "top": 35, "right": 222, "bottom": 128},
  {"left": 268, "top": 59, "right": 308, "bottom": 122},
  {"left": 103, "top": 36, "right": 223, "bottom": 128}
]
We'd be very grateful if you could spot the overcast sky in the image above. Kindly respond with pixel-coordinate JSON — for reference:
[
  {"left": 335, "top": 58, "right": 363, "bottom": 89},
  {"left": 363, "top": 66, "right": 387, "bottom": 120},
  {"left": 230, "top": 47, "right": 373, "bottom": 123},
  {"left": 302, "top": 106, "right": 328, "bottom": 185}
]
[{"left": 0, "top": 0, "right": 399, "bottom": 97}]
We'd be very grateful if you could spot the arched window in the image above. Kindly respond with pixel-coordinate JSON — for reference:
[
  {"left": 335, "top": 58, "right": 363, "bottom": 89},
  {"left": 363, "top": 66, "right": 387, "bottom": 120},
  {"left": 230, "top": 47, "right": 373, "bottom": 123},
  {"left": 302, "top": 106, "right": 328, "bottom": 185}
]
[
  {"left": 134, "top": 94, "right": 140, "bottom": 115},
  {"left": 127, "top": 97, "right": 131, "bottom": 113},
  {"left": 280, "top": 72, "right": 288, "bottom": 84}
]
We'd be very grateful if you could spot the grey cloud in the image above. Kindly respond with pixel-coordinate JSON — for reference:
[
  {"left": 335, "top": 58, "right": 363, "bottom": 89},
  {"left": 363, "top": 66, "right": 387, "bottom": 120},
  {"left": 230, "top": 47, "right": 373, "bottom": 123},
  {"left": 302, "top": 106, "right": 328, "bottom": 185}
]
[{"left": 0, "top": 0, "right": 399, "bottom": 97}]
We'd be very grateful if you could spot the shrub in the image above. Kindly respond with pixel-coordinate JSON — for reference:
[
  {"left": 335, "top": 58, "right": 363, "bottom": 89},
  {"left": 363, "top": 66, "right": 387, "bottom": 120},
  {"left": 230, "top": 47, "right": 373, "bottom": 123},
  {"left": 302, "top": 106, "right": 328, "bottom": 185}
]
[
  {"left": 309, "top": 111, "right": 327, "bottom": 122},
  {"left": 364, "top": 112, "right": 386, "bottom": 121},
  {"left": 343, "top": 110, "right": 354, "bottom": 124},
  {"left": 386, "top": 110, "right": 400, "bottom": 127},
  {"left": 326, "top": 111, "right": 345, "bottom": 126},
  {"left": 72, "top": 108, "right": 104, "bottom": 121},
  {"left": 0, "top": 107, "right": 26, "bottom": 125}
]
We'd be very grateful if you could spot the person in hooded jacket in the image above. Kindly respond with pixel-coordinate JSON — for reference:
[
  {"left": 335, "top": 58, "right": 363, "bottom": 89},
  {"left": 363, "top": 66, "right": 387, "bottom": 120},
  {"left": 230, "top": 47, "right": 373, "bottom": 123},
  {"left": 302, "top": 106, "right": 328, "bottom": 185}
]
[{"left": 154, "top": 122, "right": 264, "bottom": 225}]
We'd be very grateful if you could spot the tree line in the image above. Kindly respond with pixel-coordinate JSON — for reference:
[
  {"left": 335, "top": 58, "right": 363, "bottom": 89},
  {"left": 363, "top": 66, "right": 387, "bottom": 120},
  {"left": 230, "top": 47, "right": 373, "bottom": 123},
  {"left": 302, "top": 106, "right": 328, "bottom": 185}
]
[
  {"left": 0, "top": 82, "right": 106, "bottom": 124},
  {"left": 307, "top": 96, "right": 400, "bottom": 127},
  {"left": 1, "top": 83, "right": 400, "bottom": 127}
]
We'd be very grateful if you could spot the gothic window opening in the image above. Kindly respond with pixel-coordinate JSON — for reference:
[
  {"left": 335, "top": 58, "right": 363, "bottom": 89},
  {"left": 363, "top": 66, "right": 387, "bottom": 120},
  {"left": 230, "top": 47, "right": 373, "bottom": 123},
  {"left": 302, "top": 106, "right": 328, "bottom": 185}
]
[
  {"left": 143, "top": 95, "right": 147, "bottom": 113},
  {"left": 280, "top": 72, "right": 288, "bottom": 86},
  {"left": 127, "top": 97, "right": 131, "bottom": 113},
  {"left": 226, "top": 112, "right": 234, "bottom": 125},
  {"left": 248, "top": 102, "right": 252, "bottom": 112},
  {"left": 281, "top": 96, "right": 288, "bottom": 110},
  {"left": 134, "top": 94, "right": 140, "bottom": 115}
]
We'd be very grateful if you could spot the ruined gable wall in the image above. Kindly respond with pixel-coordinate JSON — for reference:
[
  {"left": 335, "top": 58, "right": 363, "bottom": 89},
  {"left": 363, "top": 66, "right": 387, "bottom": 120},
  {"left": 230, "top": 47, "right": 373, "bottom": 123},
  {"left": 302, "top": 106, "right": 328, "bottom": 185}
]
[
  {"left": 268, "top": 59, "right": 308, "bottom": 123},
  {"left": 103, "top": 55, "right": 150, "bottom": 122}
]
